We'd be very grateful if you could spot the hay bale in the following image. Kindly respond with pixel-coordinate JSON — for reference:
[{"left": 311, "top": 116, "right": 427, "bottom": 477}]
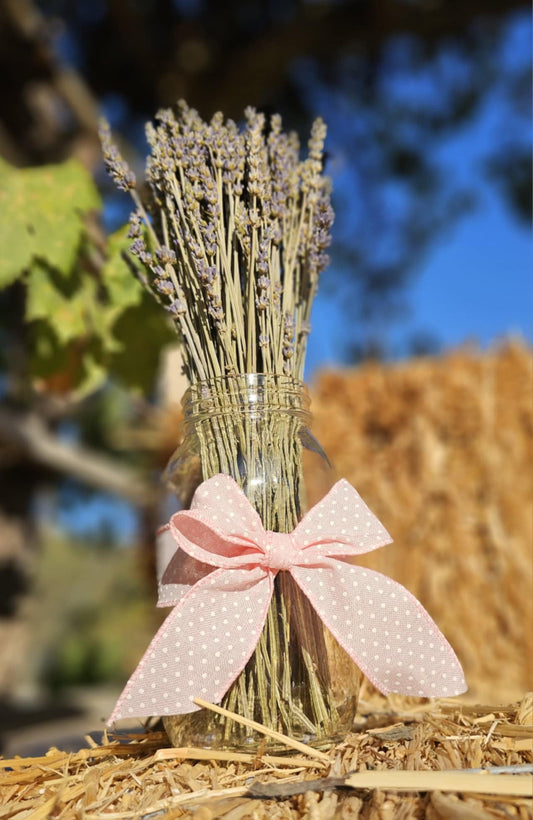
[
  {"left": 1, "top": 692, "right": 531, "bottom": 818},
  {"left": 310, "top": 341, "right": 533, "bottom": 703}
]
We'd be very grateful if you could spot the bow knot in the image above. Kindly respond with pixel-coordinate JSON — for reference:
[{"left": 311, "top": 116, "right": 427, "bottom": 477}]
[
  {"left": 109, "top": 474, "right": 466, "bottom": 723},
  {"left": 263, "top": 531, "right": 298, "bottom": 571}
]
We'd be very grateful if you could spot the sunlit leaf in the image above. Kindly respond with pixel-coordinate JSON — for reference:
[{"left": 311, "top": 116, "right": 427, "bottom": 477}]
[
  {"left": 26, "top": 262, "right": 97, "bottom": 344},
  {"left": 0, "top": 157, "right": 100, "bottom": 288}
]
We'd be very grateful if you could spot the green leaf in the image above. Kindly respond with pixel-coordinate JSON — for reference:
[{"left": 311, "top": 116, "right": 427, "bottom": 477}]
[
  {"left": 87, "top": 302, "right": 125, "bottom": 356},
  {"left": 0, "top": 157, "right": 101, "bottom": 288},
  {"left": 73, "top": 354, "right": 109, "bottom": 399},
  {"left": 26, "top": 262, "right": 97, "bottom": 344},
  {"left": 81, "top": 225, "right": 145, "bottom": 356},
  {"left": 30, "top": 321, "right": 108, "bottom": 397},
  {"left": 106, "top": 291, "right": 176, "bottom": 393},
  {"left": 101, "top": 225, "right": 144, "bottom": 313},
  {"left": 26, "top": 263, "right": 96, "bottom": 344},
  {"left": 21, "top": 209, "right": 174, "bottom": 396}
]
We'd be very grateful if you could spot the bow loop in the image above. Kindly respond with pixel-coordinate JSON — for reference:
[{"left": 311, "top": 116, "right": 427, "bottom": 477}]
[
  {"left": 157, "top": 525, "right": 214, "bottom": 608},
  {"left": 170, "top": 512, "right": 263, "bottom": 568},
  {"left": 190, "top": 474, "right": 265, "bottom": 537},
  {"left": 293, "top": 479, "right": 392, "bottom": 559}
]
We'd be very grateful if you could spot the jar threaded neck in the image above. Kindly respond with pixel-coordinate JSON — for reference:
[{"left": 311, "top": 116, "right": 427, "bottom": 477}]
[{"left": 182, "top": 374, "right": 311, "bottom": 424}]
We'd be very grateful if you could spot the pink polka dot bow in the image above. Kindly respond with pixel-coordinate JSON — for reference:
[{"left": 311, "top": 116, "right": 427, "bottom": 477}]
[{"left": 109, "top": 475, "right": 466, "bottom": 722}]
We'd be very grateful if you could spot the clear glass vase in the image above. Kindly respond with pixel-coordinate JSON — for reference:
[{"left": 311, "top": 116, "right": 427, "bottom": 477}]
[{"left": 163, "top": 374, "right": 361, "bottom": 749}]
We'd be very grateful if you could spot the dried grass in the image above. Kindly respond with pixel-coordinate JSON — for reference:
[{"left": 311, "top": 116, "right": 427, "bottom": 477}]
[{"left": 1, "top": 690, "right": 531, "bottom": 818}]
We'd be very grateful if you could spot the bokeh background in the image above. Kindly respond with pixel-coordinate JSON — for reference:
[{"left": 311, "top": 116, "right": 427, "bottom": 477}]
[{"left": 0, "top": 0, "right": 531, "bottom": 755}]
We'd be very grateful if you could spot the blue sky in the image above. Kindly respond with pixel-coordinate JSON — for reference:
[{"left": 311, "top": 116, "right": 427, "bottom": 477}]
[
  {"left": 306, "top": 159, "right": 532, "bottom": 376},
  {"left": 305, "top": 14, "right": 532, "bottom": 375}
]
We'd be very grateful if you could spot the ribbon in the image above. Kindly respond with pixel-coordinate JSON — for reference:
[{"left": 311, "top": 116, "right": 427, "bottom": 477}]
[{"left": 109, "top": 475, "right": 466, "bottom": 722}]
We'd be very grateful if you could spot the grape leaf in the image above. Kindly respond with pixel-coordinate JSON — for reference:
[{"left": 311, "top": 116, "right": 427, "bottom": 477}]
[
  {"left": 30, "top": 321, "right": 109, "bottom": 398},
  {"left": 87, "top": 225, "right": 146, "bottom": 356},
  {"left": 0, "top": 157, "right": 101, "bottom": 287},
  {"left": 101, "top": 225, "right": 144, "bottom": 313},
  {"left": 106, "top": 291, "right": 176, "bottom": 393},
  {"left": 25, "top": 263, "right": 97, "bottom": 344}
]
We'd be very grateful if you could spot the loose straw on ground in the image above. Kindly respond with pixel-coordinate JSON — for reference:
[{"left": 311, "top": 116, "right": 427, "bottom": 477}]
[
  {"left": 154, "top": 747, "right": 318, "bottom": 767},
  {"left": 2, "top": 694, "right": 532, "bottom": 819},
  {"left": 342, "top": 770, "right": 533, "bottom": 797},
  {"left": 193, "top": 696, "right": 330, "bottom": 763}
]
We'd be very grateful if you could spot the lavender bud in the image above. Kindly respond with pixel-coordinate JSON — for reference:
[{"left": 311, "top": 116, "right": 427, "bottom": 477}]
[
  {"left": 127, "top": 211, "right": 142, "bottom": 239},
  {"left": 99, "top": 119, "right": 136, "bottom": 192},
  {"left": 167, "top": 299, "right": 187, "bottom": 316},
  {"left": 155, "top": 246, "right": 177, "bottom": 265},
  {"left": 129, "top": 239, "right": 145, "bottom": 257},
  {"left": 283, "top": 312, "right": 295, "bottom": 337},
  {"left": 154, "top": 278, "right": 175, "bottom": 296}
]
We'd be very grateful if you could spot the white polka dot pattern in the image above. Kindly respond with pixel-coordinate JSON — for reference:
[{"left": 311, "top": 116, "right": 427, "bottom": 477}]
[
  {"left": 109, "top": 566, "right": 273, "bottom": 722},
  {"left": 293, "top": 478, "right": 392, "bottom": 560},
  {"left": 108, "top": 474, "right": 466, "bottom": 724},
  {"left": 291, "top": 561, "right": 466, "bottom": 697}
]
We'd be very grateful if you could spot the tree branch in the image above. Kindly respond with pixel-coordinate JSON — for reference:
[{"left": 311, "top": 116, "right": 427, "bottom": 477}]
[
  {"left": 0, "top": 407, "right": 156, "bottom": 508},
  {"left": 187, "top": 0, "right": 528, "bottom": 116}
]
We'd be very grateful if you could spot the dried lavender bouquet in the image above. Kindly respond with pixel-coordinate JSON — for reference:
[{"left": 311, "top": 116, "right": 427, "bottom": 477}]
[
  {"left": 100, "top": 103, "right": 348, "bottom": 746},
  {"left": 100, "top": 102, "right": 332, "bottom": 383}
]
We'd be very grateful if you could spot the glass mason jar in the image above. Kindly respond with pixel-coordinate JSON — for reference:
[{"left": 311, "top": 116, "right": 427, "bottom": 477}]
[{"left": 163, "top": 373, "right": 361, "bottom": 749}]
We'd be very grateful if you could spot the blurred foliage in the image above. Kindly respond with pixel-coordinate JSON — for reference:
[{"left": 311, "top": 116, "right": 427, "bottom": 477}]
[
  {"left": 486, "top": 148, "right": 533, "bottom": 224},
  {"left": 0, "top": 157, "right": 99, "bottom": 288},
  {"left": 0, "top": 158, "right": 175, "bottom": 396},
  {"left": 0, "top": 0, "right": 530, "bottom": 376},
  {"left": 29, "top": 529, "right": 159, "bottom": 691}
]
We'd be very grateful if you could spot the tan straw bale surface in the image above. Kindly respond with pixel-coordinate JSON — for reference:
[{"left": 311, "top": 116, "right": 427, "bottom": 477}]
[
  {"left": 310, "top": 340, "right": 533, "bottom": 704},
  {"left": 1, "top": 691, "right": 531, "bottom": 819}
]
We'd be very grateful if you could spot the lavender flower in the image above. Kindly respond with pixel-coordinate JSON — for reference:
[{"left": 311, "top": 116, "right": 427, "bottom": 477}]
[
  {"left": 127, "top": 210, "right": 142, "bottom": 239},
  {"left": 308, "top": 193, "right": 334, "bottom": 275},
  {"left": 155, "top": 246, "right": 177, "bottom": 266},
  {"left": 99, "top": 120, "right": 136, "bottom": 192},
  {"left": 168, "top": 298, "right": 187, "bottom": 315},
  {"left": 155, "top": 278, "right": 175, "bottom": 296},
  {"left": 100, "top": 100, "right": 334, "bottom": 382},
  {"left": 129, "top": 238, "right": 153, "bottom": 266},
  {"left": 282, "top": 312, "right": 296, "bottom": 373}
]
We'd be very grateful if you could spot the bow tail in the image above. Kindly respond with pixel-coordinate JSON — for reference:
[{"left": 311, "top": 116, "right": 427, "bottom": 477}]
[
  {"left": 109, "top": 567, "right": 273, "bottom": 723},
  {"left": 291, "top": 562, "right": 466, "bottom": 698}
]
